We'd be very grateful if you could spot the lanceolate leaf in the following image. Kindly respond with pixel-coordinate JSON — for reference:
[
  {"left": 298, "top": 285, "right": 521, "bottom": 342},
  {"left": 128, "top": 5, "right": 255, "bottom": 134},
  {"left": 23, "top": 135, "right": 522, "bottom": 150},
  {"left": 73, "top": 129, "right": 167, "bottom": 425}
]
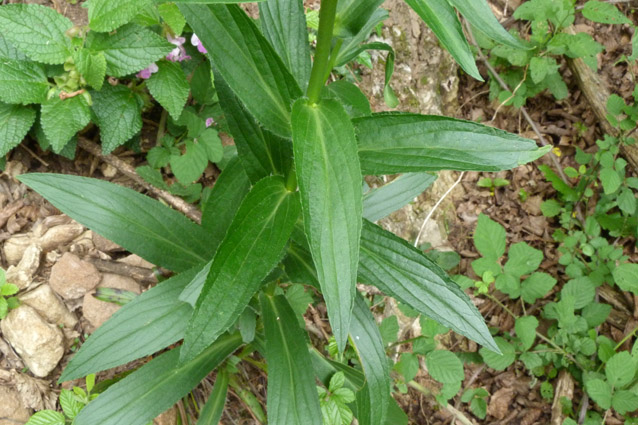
[
  {"left": 91, "top": 84, "right": 143, "bottom": 154},
  {"left": 86, "top": 0, "right": 153, "bottom": 32},
  {"left": 447, "top": 0, "right": 525, "bottom": 48},
  {"left": 404, "top": 0, "right": 482, "bottom": 81},
  {"left": 292, "top": 98, "right": 363, "bottom": 353},
  {"left": 0, "top": 60, "right": 48, "bottom": 105},
  {"left": 180, "top": 4, "right": 302, "bottom": 137},
  {"left": 0, "top": 102, "right": 35, "bottom": 157},
  {"left": 259, "top": 0, "right": 312, "bottom": 90},
  {"left": 260, "top": 294, "right": 322, "bottom": 425},
  {"left": 354, "top": 113, "right": 550, "bottom": 174},
  {"left": 181, "top": 176, "right": 300, "bottom": 363},
  {"left": 197, "top": 370, "right": 229, "bottom": 425},
  {"left": 363, "top": 173, "right": 436, "bottom": 222},
  {"left": 74, "top": 333, "right": 242, "bottom": 425},
  {"left": 40, "top": 96, "right": 91, "bottom": 153},
  {"left": 326, "top": 80, "right": 372, "bottom": 118},
  {"left": 334, "top": 0, "right": 385, "bottom": 38},
  {"left": 358, "top": 219, "right": 498, "bottom": 352},
  {"left": 60, "top": 267, "right": 201, "bottom": 381},
  {"left": 18, "top": 174, "right": 210, "bottom": 272}
]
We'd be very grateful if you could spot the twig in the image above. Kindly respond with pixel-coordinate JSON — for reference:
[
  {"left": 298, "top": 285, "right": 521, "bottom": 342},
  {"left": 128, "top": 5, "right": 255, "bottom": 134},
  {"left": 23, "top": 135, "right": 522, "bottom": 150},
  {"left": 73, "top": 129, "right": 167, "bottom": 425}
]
[
  {"left": 408, "top": 381, "right": 477, "bottom": 425},
  {"left": 415, "top": 172, "right": 464, "bottom": 247},
  {"left": 20, "top": 144, "right": 49, "bottom": 167},
  {"left": 59, "top": 89, "right": 85, "bottom": 100}
]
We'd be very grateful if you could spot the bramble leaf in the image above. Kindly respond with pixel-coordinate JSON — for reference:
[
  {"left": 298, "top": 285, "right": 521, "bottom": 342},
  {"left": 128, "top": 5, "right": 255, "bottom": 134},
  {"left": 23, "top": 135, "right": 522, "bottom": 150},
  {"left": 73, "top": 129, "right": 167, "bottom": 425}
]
[
  {"left": 474, "top": 214, "right": 506, "bottom": 260},
  {"left": 40, "top": 96, "right": 91, "bottom": 153},
  {"left": 0, "top": 102, "right": 35, "bottom": 157},
  {"left": 91, "top": 85, "right": 142, "bottom": 154},
  {"left": 86, "top": 0, "right": 153, "bottom": 32},
  {"left": 0, "top": 60, "right": 48, "bottom": 105}
]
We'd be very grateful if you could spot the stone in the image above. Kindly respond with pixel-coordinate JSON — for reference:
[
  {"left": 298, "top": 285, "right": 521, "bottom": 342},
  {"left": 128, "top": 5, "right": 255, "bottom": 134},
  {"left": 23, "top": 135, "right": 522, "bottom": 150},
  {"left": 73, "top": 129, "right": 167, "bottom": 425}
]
[
  {"left": 5, "top": 244, "right": 41, "bottom": 290},
  {"left": 0, "top": 386, "right": 31, "bottom": 425},
  {"left": 118, "top": 254, "right": 155, "bottom": 269},
  {"left": 1, "top": 305, "right": 65, "bottom": 378},
  {"left": 92, "top": 231, "right": 122, "bottom": 252},
  {"left": 82, "top": 273, "right": 141, "bottom": 329},
  {"left": 153, "top": 406, "right": 177, "bottom": 425},
  {"left": 49, "top": 253, "right": 101, "bottom": 299},
  {"left": 20, "top": 285, "right": 78, "bottom": 329},
  {"left": 3, "top": 234, "right": 33, "bottom": 266},
  {"left": 39, "top": 223, "right": 85, "bottom": 252}
]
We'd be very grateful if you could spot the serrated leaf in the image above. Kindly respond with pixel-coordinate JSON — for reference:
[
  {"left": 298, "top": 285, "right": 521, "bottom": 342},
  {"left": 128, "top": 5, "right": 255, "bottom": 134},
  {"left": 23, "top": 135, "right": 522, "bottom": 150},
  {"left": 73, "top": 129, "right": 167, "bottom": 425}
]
[
  {"left": 612, "top": 390, "right": 638, "bottom": 414},
  {"left": 74, "top": 49, "right": 106, "bottom": 90},
  {"left": 147, "top": 61, "right": 189, "bottom": 120},
  {"left": 585, "top": 379, "right": 611, "bottom": 409},
  {"left": 181, "top": 176, "right": 300, "bottom": 363},
  {"left": 448, "top": 0, "right": 525, "bottom": 48},
  {"left": 18, "top": 174, "right": 210, "bottom": 272},
  {"left": 40, "top": 96, "right": 91, "bottom": 153},
  {"left": 181, "top": 4, "right": 302, "bottom": 137},
  {"left": 613, "top": 263, "right": 638, "bottom": 295},
  {"left": 170, "top": 139, "right": 208, "bottom": 183},
  {"left": 582, "top": 0, "right": 631, "bottom": 24},
  {"left": 260, "top": 294, "right": 322, "bottom": 425},
  {"left": 426, "top": 350, "right": 464, "bottom": 384},
  {"left": 86, "top": 0, "right": 153, "bottom": 32},
  {"left": 0, "top": 4, "right": 72, "bottom": 64},
  {"left": 600, "top": 168, "right": 622, "bottom": 194},
  {"left": 363, "top": 173, "right": 436, "bottom": 222},
  {"left": 479, "top": 337, "right": 515, "bottom": 370},
  {"left": 86, "top": 24, "right": 173, "bottom": 77},
  {"left": 158, "top": 3, "right": 186, "bottom": 35},
  {"left": 561, "top": 277, "right": 595, "bottom": 309},
  {"left": 91, "top": 84, "right": 142, "bottom": 154},
  {"left": 521, "top": 272, "right": 556, "bottom": 304},
  {"left": 606, "top": 351, "right": 636, "bottom": 388},
  {"left": 0, "top": 34, "right": 27, "bottom": 61},
  {"left": 0, "top": 59, "right": 48, "bottom": 105},
  {"left": 474, "top": 214, "right": 506, "bottom": 260},
  {"left": 0, "top": 102, "right": 35, "bottom": 157},
  {"left": 582, "top": 303, "right": 611, "bottom": 328},
  {"left": 515, "top": 316, "right": 538, "bottom": 351},
  {"left": 504, "top": 242, "right": 543, "bottom": 278},
  {"left": 74, "top": 334, "right": 242, "bottom": 425},
  {"left": 59, "top": 389, "right": 83, "bottom": 419},
  {"left": 540, "top": 199, "right": 561, "bottom": 217},
  {"left": 292, "top": 98, "right": 362, "bottom": 352},
  {"left": 197, "top": 370, "right": 229, "bottom": 425},
  {"left": 529, "top": 56, "right": 557, "bottom": 84},
  {"left": 617, "top": 187, "right": 636, "bottom": 215},
  {"left": 198, "top": 128, "right": 223, "bottom": 163},
  {"left": 354, "top": 113, "right": 548, "bottom": 175},
  {"left": 0, "top": 283, "right": 18, "bottom": 296},
  {"left": 24, "top": 410, "right": 65, "bottom": 425},
  {"left": 325, "top": 80, "right": 372, "bottom": 118}
]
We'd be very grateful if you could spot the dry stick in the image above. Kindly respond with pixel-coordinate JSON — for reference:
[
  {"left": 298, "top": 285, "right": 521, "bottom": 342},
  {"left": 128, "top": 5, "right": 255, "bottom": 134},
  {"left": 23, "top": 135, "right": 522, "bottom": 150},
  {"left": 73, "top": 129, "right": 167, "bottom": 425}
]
[
  {"left": 77, "top": 138, "right": 202, "bottom": 223},
  {"left": 407, "top": 381, "right": 477, "bottom": 425}
]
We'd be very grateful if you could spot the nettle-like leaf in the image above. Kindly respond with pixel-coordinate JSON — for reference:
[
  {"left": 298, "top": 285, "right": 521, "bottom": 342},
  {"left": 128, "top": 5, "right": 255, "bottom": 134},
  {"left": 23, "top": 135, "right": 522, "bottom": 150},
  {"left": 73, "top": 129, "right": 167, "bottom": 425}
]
[
  {"left": 158, "top": 3, "right": 186, "bottom": 35},
  {"left": 86, "top": 0, "right": 153, "bottom": 32},
  {"left": 40, "top": 96, "right": 91, "bottom": 153},
  {"left": 0, "top": 60, "right": 48, "bottom": 105},
  {"left": 147, "top": 61, "right": 189, "bottom": 120},
  {"left": 0, "top": 102, "right": 36, "bottom": 157},
  {"left": 91, "top": 84, "right": 142, "bottom": 154},
  {"left": 24, "top": 410, "right": 65, "bottom": 425},
  {"left": 74, "top": 49, "right": 107, "bottom": 90}
]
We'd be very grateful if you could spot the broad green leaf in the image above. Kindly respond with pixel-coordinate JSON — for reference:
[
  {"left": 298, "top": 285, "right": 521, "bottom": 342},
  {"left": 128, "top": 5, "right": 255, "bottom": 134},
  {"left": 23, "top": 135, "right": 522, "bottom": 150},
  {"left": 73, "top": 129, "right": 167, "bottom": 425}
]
[
  {"left": 59, "top": 389, "right": 83, "bottom": 419},
  {"left": 426, "top": 350, "right": 464, "bottom": 383},
  {"left": 158, "top": 3, "right": 186, "bottom": 35},
  {"left": 18, "top": 174, "right": 210, "bottom": 272},
  {"left": 582, "top": 0, "right": 631, "bottom": 24},
  {"left": 561, "top": 277, "right": 595, "bottom": 309},
  {"left": 358, "top": 220, "right": 498, "bottom": 352},
  {"left": 170, "top": 139, "right": 208, "bottom": 183},
  {"left": 199, "top": 128, "right": 223, "bottom": 163},
  {"left": 448, "top": 0, "right": 525, "bottom": 48},
  {"left": 171, "top": 0, "right": 266, "bottom": 2},
  {"left": 473, "top": 214, "right": 506, "bottom": 260},
  {"left": 259, "top": 0, "right": 311, "bottom": 90},
  {"left": 363, "top": 173, "right": 436, "bottom": 222},
  {"left": 504, "top": 242, "right": 542, "bottom": 278},
  {"left": 74, "top": 333, "right": 242, "bottom": 425},
  {"left": 147, "top": 61, "right": 189, "bottom": 120},
  {"left": 86, "top": 0, "right": 153, "bottom": 32},
  {"left": 479, "top": 337, "right": 515, "bottom": 370},
  {"left": 86, "top": 24, "right": 173, "bottom": 77},
  {"left": 354, "top": 114, "right": 549, "bottom": 174},
  {"left": 0, "top": 34, "right": 27, "bottom": 61},
  {"left": 326, "top": 80, "right": 372, "bottom": 118},
  {"left": 0, "top": 4, "right": 72, "bottom": 64},
  {"left": 197, "top": 370, "right": 229, "bottom": 425},
  {"left": 40, "top": 96, "right": 91, "bottom": 153},
  {"left": 612, "top": 390, "right": 638, "bottom": 415},
  {"left": 283, "top": 241, "right": 321, "bottom": 288},
  {"left": 405, "top": 0, "right": 482, "bottom": 81},
  {"left": 585, "top": 379, "right": 612, "bottom": 409},
  {"left": 74, "top": 49, "right": 107, "bottom": 90},
  {"left": 0, "top": 60, "right": 48, "bottom": 105},
  {"left": 214, "top": 71, "right": 293, "bottom": 183},
  {"left": 181, "top": 4, "right": 302, "bottom": 137},
  {"left": 59, "top": 268, "right": 199, "bottom": 381},
  {"left": 292, "top": 98, "right": 363, "bottom": 352},
  {"left": 520, "top": 272, "right": 556, "bottom": 304},
  {"left": 334, "top": 0, "right": 385, "bottom": 38},
  {"left": 0, "top": 102, "right": 35, "bottom": 157},
  {"left": 261, "top": 294, "right": 322, "bottom": 425},
  {"left": 606, "top": 352, "right": 636, "bottom": 388},
  {"left": 91, "top": 84, "right": 142, "bottom": 154},
  {"left": 24, "top": 410, "right": 65, "bottom": 425},
  {"left": 514, "top": 316, "right": 538, "bottom": 351},
  {"left": 181, "top": 176, "right": 300, "bottom": 362},
  {"left": 600, "top": 168, "right": 622, "bottom": 194},
  {"left": 613, "top": 263, "right": 638, "bottom": 295}
]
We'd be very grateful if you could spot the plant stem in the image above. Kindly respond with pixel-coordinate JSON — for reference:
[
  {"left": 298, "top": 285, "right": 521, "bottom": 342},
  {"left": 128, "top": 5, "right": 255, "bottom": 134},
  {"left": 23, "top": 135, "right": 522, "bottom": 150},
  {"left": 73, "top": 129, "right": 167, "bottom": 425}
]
[
  {"left": 407, "top": 381, "right": 477, "bottom": 425},
  {"left": 306, "top": 0, "right": 339, "bottom": 104}
]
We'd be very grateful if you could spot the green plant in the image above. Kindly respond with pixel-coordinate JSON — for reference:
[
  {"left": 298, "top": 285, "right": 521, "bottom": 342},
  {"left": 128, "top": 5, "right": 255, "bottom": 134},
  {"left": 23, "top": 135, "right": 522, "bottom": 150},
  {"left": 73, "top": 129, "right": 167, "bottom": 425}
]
[
  {"left": 25, "top": 374, "right": 98, "bottom": 425},
  {"left": 0, "top": 268, "right": 19, "bottom": 319},
  {"left": 477, "top": 176, "right": 510, "bottom": 195},
  {"left": 16, "top": 0, "right": 549, "bottom": 424}
]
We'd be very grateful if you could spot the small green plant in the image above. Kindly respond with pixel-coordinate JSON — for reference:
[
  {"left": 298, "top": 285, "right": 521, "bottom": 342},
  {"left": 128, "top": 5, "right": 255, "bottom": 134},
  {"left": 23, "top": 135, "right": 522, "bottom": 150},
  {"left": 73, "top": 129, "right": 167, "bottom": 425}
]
[
  {"left": 26, "top": 374, "right": 98, "bottom": 425},
  {"left": 318, "top": 371, "right": 356, "bottom": 425},
  {"left": 0, "top": 268, "right": 19, "bottom": 319},
  {"left": 477, "top": 176, "right": 510, "bottom": 196},
  {"left": 461, "top": 387, "right": 489, "bottom": 420}
]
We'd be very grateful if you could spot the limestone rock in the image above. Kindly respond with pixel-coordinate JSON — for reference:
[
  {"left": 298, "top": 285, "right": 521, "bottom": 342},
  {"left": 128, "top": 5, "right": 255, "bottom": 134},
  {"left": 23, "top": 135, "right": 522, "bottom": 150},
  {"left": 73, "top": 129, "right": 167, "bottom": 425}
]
[
  {"left": 118, "top": 254, "right": 155, "bottom": 269},
  {"left": 20, "top": 285, "right": 78, "bottom": 329},
  {"left": 5, "top": 244, "right": 41, "bottom": 290},
  {"left": 0, "top": 386, "right": 31, "bottom": 425},
  {"left": 49, "top": 253, "right": 101, "bottom": 299},
  {"left": 39, "top": 223, "right": 85, "bottom": 252},
  {"left": 82, "top": 273, "right": 141, "bottom": 329},
  {"left": 3, "top": 234, "right": 33, "bottom": 266},
  {"left": 1, "top": 305, "right": 65, "bottom": 378}
]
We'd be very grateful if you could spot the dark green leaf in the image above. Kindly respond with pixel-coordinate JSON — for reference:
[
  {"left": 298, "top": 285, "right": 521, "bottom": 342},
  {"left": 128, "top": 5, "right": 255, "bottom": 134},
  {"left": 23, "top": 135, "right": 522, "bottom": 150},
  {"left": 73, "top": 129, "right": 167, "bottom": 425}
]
[
  {"left": 86, "top": 0, "right": 153, "bottom": 32},
  {"left": 363, "top": 173, "right": 436, "bottom": 222},
  {"left": 91, "top": 84, "right": 142, "bottom": 154},
  {"left": 326, "top": 80, "right": 372, "bottom": 118},
  {"left": 197, "top": 370, "right": 229, "bottom": 425},
  {"left": 448, "top": 0, "right": 525, "bottom": 48},
  {"left": 147, "top": 60, "right": 190, "bottom": 120},
  {"left": 0, "top": 102, "right": 35, "bottom": 157},
  {"left": 170, "top": 139, "right": 208, "bottom": 183},
  {"left": 334, "top": 0, "right": 385, "bottom": 38}
]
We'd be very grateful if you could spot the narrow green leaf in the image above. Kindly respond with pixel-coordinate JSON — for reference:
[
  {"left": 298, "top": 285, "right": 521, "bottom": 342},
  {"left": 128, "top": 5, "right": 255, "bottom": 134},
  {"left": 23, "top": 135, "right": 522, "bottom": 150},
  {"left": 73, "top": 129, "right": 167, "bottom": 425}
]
[
  {"left": 292, "top": 98, "right": 363, "bottom": 352},
  {"left": 0, "top": 102, "right": 35, "bottom": 157},
  {"left": 197, "top": 370, "right": 229, "bottom": 425},
  {"left": 17, "top": 174, "right": 210, "bottom": 272},
  {"left": 86, "top": 0, "right": 153, "bottom": 32},
  {"left": 354, "top": 113, "right": 549, "bottom": 174},
  {"left": 283, "top": 241, "right": 321, "bottom": 288},
  {"left": 448, "top": 0, "right": 525, "bottom": 48},
  {"left": 261, "top": 294, "right": 322, "bottom": 425},
  {"left": 0, "top": 4, "right": 72, "bottom": 64},
  {"left": 363, "top": 173, "right": 436, "bottom": 222},
  {"left": 336, "top": 9, "right": 388, "bottom": 66},
  {"left": 91, "top": 84, "right": 142, "bottom": 154},
  {"left": 74, "top": 49, "right": 107, "bottom": 90},
  {"left": 334, "top": 0, "right": 385, "bottom": 38},
  {"left": 181, "top": 4, "right": 302, "bottom": 137},
  {"left": 0, "top": 60, "right": 48, "bottom": 105},
  {"left": 259, "top": 0, "right": 312, "bottom": 90},
  {"left": 147, "top": 61, "right": 189, "bottom": 120},
  {"left": 358, "top": 219, "right": 498, "bottom": 352},
  {"left": 74, "top": 333, "right": 242, "bottom": 425},
  {"left": 326, "top": 80, "right": 372, "bottom": 118},
  {"left": 405, "top": 0, "right": 482, "bottom": 81},
  {"left": 181, "top": 176, "right": 300, "bottom": 362},
  {"left": 40, "top": 96, "right": 91, "bottom": 152}
]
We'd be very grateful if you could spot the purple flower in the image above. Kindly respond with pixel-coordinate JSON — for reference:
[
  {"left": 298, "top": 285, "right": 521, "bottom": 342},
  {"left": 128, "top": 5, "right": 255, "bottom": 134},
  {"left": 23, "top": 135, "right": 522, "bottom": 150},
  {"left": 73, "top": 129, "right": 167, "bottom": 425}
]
[
  {"left": 205, "top": 117, "right": 214, "bottom": 127},
  {"left": 136, "top": 63, "right": 159, "bottom": 79},
  {"left": 191, "top": 34, "right": 207, "bottom": 54},
  {"left": 166, "top": 34, "right": 191, "bottom": 62}
]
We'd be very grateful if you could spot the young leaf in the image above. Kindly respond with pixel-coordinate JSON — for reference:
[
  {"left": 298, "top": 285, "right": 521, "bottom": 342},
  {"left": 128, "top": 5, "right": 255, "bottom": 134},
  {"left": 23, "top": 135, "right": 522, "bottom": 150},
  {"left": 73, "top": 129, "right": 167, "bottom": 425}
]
[
  {"left": 91, "top": 84, "right": 143, "bottom": 154},
  {"left": 354, "top": 114, "right": 549, "bottom": 174},
  {"left": 447, "top": 0, "right": 525, "bottom": 48},
  {"left": 74, "top": 333, "right": 242, "bottom": 425},
  {"left": 86, "top": 0, "right": 153, "bottom": 32},
  {"left": 504, "top": 242, "right": 543, "bottom": 278},
  {"left": 405, "top": 0, "right": 482, "bottom": 81},
  {"left": 261, "top": 294, "right": 322, "bottom": 425},
  {"left": 0, "top": 102, "right": 36, "bottom": 157},
  {"left": 40, "top": 96, "right": 91, "bottom": 153},
  {"left": 606, "top": 352, "right": 636, "bottom": 388},
  {"left": 0, "top": 4, "right": 72, "bottom": 64},
  {"left": 24, "top": 410, "right": 65, "bottom": 425},
  {"left": 582, "top": 0, "right": 631, "bottom": 24},
  {"left": 479, "top": 337, "right": 515, "bottom": 370},
  {"left": 59, "top": 389, "right": 83, "bottom": 419},
  {"left": 147, "top": 61, "right": 189, "bottom": 120},
  {"left": 363, "top": 173, "right": 436, "bottom": 222},
  {"left": 473, "top": 214, "right": 506, "bottom": 260},
  {"left": 74, "top": 49, "right": 107, "bottom": 90},
  {"left": 197, "top": 370, "right": 229, "bottom": 425},
  {"left": 358, "top": 220, "right": 498, "bottom": 352},
  {"left": 514, "top": 316, "right": 538, "bottom": 351},
  {"left": 426, "top": 350, "right": 465, "bottom": 384},
  {"left": 170, "top": 139, "right": 208, "bottom": 183},
  {"left": 585, "top": 379, "right": 612, "bottom": 410},
  {"left": 158, "top": 3, "right": 186, "bottom": 35},
  {"left": 0, "top": 60, "right": 48, "bottom": 105},
  {"left": 292, "top": 98, "right": 363, "bottom": 352},
  {"left": 181, "top": 176, "right": 300, "bottom": 362},
  {"left": 18, "top": 174, "right": 210, "bottom": 272},
  {"left": 180, "top": 4, "right": 302, "bottom": 137}
]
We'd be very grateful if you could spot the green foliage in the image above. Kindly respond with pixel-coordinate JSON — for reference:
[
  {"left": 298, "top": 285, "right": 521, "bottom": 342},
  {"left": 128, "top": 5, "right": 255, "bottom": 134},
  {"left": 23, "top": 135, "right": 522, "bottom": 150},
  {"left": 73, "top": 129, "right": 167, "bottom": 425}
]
[
  {"left": 25, "top": 375, "right": 98, "bottom": 425},
  {"left": 0, "top": 268, "right": 19, "bottom": 320}
]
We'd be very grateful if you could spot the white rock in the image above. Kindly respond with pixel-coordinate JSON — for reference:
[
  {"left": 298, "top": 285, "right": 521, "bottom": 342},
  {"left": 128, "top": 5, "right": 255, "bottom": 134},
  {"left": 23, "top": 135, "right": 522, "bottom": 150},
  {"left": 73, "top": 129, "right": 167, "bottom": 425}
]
[
  {"left": 83, "top": 273, "right": 141, "bottom": 330},
  {"left": 5, "top": 244, "right": 41, "bottom": 290},
  {"left": 20, "top": 285, "right": 78, "bottom": 329},
  {"left": 39, "top": 223, "right": 85, "bottom": 252},
  {"left": 118, "top": 254, "right": 155, "bottom": 269},
  {"left": 1, "top": 305, "right": 65, "bottom": 378},
  {"left": 49, "top": 253, "right": 101, "bottom": 300},
  {"left": 3, "top": 234, "right": 34, "bottom": 266},
  {"left": 0, "top": 385, "right": 31, "bottom": 425}
]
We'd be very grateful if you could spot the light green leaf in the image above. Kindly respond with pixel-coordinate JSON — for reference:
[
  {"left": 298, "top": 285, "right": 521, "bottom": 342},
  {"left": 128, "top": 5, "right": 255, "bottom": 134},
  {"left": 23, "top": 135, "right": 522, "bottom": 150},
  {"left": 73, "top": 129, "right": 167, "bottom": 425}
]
[
  {"left": 426, "top": 350, "right": 464, "bottom": 384},
  {"left": 0, "top": 4, "right": 72, "bottom": 64},
  {"left": 585, "top": 379, "right": 612, "bottom": 409},
  {"left": 521, "top": 272, "right": 556, "bottom": 304},
  {"left": 479, "top": 337, "right": 515, "bottom": 370},
  {"left": 600, "top": 168, "right": 622, "bottom": 194},
  {"left": 197, "top": 370, "right": 229, "bottom": 425},
  {"left": 261, "top": 294, "right": 322, "bottom": 425},
  {"left": 613, "top": 263, "right": 638, "bottom": 295},
  {"left": 582, "top": 303, "right": 611, "bottom": 328},
  {"left": 354, "top": 113, "right": 549, "bottom": 175},
  {"left": 147, "top": 61, "right": 189, "bottom": 120},
  {"left": 181, "top": 4, "right": 302, "bottom": 137},
  {"left": 617, "top": 187, "right": 636, "bottom": 215},
  {"left": 24, "top": 410, "right": 65, "bottom": 425},
  {"left": 515, "top": 316, "right": 538, "bottom": 351},
  {"left": 74, "top": 334, "right": 242, "bottom": 425},
  {"left": 74, "top": 49, "right": 107, "bottom": 90},
  {"left": 504, "top": 242, "right": 542, "bottom": 278},
  {"left": 606, "top": 351, "right": 636, "bottom": 388},
  {"left": 0, "top": 34, "right": 27, "bottom": 61},
  {"left": 0, "top": 102, "right": 35, "bottom": 157},
  {"left": 158, "top": 3, "right": 186, "bottom": 35},
  {"left": 86, "top": 0, "right": 153, "bottom": 32},
  {"left": 474, "top": 214, "right": 506, "bottom": 260},
  {"left": 0, "top": 60, "right": 48, "bottom": 105},
  {"left": 582, "top": 0, "right": 631, "bottom": 24},
  {"left": 292, "top": 98, "right": 363, "bottom": 352},
  {"left": 448, "top": 0, "right": 525, "bottom": 48},
  {"left": 181, "top": 176, "right": 300, "bottom": 362},
  {"left": 363, "top": 173, "right": 436, "bottom": 222},
  {"left": 59, "top": 389, "right": 83, "bottom": 419},
  {"left": 561, "top": 277, "right": 595, "bottom": 309},
  {"left": 91, "top": 84, "right": 142, "bottom": 154},
  {"left": 40, "top": 96, "right": 91, "bottom": 152},
  {"left": 612, "top": 390, "right": 638, "bottom": 414},
  {"left": 199, "top": 128, "right": 223, "bottom": 163},
  {"left": 0, "top": 283, "right": 18, "bottom": 296},
  {"left": 405, "top": 0, "right": 482, "bottom": 81},
  {"left": 170, "top": 139, "right": 208, "bottom": 183},
  {"left": 86, "top": 24, "right": 173, "bottom": 77},
  {"left": 18, "top": 174, "right": 210, "bottom": 272}
]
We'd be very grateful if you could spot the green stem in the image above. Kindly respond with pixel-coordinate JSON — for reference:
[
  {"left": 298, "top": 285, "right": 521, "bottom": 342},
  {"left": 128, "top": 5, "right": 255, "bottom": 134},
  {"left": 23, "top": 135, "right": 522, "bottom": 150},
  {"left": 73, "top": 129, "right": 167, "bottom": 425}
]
[
  {"left": 322, "top": 39, "right": 343, "bottom": 83},
  {"left": 306, "top": 0, "right": 339, "bottom": 104}
]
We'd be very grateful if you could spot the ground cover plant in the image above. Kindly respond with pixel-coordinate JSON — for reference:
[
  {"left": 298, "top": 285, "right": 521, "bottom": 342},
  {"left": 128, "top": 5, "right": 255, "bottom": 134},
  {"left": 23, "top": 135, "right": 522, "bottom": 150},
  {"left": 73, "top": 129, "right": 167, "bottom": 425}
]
[{"left": 0, "top": 0, "right": 554, "bottom": 423}]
